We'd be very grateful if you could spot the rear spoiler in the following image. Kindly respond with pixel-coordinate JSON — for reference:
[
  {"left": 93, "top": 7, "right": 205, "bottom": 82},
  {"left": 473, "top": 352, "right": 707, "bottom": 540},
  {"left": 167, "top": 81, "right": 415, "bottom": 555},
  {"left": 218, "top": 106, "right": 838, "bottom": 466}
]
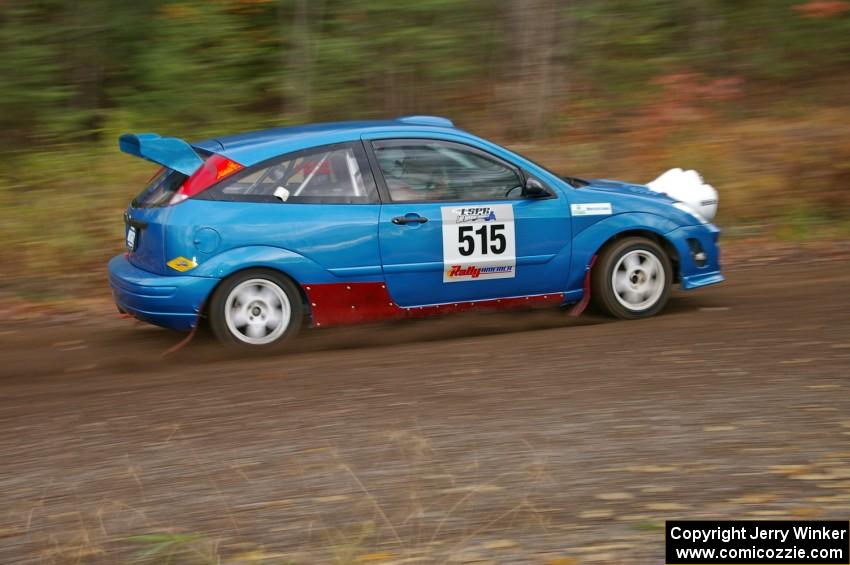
[{"left": 118, "top": 133, "right": 205, "bottom": 176}]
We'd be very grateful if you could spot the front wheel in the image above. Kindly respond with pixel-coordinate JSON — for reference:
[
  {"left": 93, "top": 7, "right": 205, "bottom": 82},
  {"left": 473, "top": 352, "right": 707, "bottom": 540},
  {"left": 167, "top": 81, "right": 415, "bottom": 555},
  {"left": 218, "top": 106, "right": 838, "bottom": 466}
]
[
  {"left": 591, "top": 237, "right": 672, "bottom": 319},
  {"left": 209, "top": 269, "right": 303, "bottom": 350}
]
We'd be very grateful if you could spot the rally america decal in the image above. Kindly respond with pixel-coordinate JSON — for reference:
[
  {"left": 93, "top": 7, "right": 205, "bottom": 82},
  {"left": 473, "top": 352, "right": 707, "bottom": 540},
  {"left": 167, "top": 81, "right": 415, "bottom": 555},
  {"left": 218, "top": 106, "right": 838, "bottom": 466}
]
[{"left": 441, "top": 204, "right": 516, "bottom": 283}]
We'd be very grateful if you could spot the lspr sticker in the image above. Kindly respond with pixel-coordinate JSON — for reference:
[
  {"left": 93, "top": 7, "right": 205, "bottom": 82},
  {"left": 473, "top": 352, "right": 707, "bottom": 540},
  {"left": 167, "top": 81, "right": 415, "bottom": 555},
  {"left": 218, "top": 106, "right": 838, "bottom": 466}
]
[
  {"left": 441, "top": 204, "right": 516, "bottom": 283},
  {"left": 571, "top": 202, "right": 612, "bottom": 216}
]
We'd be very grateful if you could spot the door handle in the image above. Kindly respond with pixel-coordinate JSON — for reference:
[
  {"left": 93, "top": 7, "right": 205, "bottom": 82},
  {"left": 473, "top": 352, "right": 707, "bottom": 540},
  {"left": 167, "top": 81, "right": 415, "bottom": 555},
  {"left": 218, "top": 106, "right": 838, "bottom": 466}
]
[{"left": 392, "top": 215, "right": 428, "bottom": 225}]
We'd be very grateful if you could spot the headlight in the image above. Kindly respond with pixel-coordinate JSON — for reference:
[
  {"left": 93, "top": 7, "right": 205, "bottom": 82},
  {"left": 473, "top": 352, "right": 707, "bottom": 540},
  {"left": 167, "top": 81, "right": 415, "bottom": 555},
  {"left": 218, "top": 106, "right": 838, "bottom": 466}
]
[{"left": 672, "top": 202, "right": 708, "bottom": 224}]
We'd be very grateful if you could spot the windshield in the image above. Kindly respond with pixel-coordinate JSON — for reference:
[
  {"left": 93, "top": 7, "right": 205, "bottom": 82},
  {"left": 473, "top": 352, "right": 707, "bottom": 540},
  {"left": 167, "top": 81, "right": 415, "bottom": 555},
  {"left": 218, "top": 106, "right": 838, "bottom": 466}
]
[{"left": 506, "top": 147, "right": 589, "bottom": 188}]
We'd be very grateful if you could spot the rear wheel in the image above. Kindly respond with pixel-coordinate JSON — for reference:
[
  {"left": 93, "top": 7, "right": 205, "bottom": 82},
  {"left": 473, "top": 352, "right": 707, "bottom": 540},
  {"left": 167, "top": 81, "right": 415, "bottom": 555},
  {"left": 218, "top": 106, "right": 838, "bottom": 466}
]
[
  {"left": 591, "top": 237, "right": 672, "bottom": 319},
  {"left": 209, "top": 269, "right": 303, "bottom": 350}
]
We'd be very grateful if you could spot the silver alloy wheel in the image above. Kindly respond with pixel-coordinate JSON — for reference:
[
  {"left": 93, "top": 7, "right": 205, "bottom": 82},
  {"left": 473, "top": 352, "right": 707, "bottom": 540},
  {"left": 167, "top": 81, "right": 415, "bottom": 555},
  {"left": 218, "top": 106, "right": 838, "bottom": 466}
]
[
  {"left": 611, "top": 249, "right": 666, "bottom": 312},
  {"left": 223, "top": 278, "right": 291, "bottom": 345}
]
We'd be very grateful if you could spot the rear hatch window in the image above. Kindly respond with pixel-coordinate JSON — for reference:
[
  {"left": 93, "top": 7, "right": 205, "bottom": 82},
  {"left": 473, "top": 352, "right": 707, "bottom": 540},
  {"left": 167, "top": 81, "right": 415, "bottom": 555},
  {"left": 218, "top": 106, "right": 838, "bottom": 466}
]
[
  {"left": 132, "top": 168, "right": 189, "bottom": 208},
  {"left": 131, "top": 148, "right": 212, "bottom": 208}
]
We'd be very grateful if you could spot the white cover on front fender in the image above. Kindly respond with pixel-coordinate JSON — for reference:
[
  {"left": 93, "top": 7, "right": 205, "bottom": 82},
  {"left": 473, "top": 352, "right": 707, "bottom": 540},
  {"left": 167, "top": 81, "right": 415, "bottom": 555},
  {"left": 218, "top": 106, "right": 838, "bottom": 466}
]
[{"left": 646, "top": 168, "right": 718, "bottom": 221}]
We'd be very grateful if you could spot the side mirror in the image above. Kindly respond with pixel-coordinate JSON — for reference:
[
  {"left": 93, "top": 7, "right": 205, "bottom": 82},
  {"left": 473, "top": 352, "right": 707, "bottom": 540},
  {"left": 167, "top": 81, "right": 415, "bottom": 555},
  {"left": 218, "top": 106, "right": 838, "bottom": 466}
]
[{"left": 524, "top": 178, "right": 550, "bottom": 198}]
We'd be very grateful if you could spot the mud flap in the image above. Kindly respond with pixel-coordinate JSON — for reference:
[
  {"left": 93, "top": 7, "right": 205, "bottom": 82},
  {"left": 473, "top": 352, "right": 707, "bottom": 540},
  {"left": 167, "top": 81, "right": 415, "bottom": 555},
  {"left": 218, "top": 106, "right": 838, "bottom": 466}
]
[{"left": 568, "top": 255, "right": 597, "bottom": 317}]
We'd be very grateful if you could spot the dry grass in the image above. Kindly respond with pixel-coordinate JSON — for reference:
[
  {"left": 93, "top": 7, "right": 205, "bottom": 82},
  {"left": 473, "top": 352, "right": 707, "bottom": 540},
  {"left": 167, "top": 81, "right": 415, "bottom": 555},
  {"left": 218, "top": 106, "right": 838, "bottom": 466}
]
[{"left": 16, "top": 430, "right": 561, "bottom": 564}]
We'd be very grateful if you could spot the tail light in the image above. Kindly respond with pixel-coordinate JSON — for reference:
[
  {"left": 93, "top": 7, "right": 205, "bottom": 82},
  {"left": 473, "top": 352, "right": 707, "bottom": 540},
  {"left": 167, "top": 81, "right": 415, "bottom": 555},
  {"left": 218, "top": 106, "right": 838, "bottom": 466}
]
[{"left": 169, "top": 154, "right": 243, "bottom": 205}]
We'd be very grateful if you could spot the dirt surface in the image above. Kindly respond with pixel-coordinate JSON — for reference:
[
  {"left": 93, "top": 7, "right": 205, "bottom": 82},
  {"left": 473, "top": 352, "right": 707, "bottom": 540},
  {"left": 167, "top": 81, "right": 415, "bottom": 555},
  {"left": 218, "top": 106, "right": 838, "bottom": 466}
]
[{"left": 1, "top": 254, "right": 849, "bottom": 564}]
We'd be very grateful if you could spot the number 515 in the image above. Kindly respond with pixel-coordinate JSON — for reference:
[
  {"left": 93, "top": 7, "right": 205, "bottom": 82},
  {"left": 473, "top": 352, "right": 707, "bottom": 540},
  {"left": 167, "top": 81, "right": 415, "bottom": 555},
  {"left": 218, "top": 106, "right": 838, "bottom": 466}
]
[{"left": 458, "top": 224, "right": 506, "bottom": 256}]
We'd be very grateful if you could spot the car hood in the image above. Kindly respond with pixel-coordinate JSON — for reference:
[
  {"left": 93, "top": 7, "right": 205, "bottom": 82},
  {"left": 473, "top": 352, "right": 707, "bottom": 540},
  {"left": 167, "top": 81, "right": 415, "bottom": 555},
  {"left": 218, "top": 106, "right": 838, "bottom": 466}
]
[
  {"left": 564, "top": 177, "right": 706, "bottom": 228},
  {"left": 580, "top": 178, "right": 676, "bottom": 203}
]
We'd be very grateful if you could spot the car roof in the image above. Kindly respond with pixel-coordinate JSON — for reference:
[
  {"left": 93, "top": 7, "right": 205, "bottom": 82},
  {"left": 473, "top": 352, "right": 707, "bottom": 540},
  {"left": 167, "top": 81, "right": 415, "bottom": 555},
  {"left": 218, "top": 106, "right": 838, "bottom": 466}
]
[{"left": 194, "top": 116, "right": 464, "bottom": 166}]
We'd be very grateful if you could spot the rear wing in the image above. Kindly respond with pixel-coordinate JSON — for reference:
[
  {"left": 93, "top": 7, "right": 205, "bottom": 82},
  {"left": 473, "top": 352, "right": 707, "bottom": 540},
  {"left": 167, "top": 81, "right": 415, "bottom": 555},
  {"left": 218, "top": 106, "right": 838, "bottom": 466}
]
[{"left": 119, "top": 133, "right": 205, "bottom": 176}]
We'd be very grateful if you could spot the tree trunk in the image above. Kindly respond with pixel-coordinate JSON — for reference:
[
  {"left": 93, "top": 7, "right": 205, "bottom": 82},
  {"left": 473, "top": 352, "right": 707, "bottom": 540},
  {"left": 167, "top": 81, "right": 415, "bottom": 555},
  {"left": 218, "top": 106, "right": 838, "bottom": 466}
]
[
  {"left": 504, "top": 0, "right": 565, "bottom": 139},
  {"left": 285, "top": 0, "right": 313, "bottom": 122}
]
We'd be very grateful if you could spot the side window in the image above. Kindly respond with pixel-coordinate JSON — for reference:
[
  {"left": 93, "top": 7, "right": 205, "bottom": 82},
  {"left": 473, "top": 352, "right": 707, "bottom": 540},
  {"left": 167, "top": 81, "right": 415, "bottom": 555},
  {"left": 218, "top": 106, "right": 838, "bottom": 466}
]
[
  {"left": 206, "top": 143, "right": 378, "bottom": 204},
  {"left": 372, "top": 140, "right": 523, "bottom": 202}
]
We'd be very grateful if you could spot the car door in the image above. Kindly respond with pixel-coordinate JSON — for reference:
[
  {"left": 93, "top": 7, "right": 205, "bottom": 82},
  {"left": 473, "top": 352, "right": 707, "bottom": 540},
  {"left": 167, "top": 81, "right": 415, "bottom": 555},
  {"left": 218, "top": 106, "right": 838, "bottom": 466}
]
[{"left": 366, "top": 137, "right": 572, "bottom": 307}]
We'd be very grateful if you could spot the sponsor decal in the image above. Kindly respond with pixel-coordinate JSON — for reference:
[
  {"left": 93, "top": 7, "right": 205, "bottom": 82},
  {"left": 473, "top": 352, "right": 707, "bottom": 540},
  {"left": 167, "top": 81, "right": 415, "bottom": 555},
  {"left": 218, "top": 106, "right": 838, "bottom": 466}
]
[
  {"left": 166, "top": 256, "right": 198, "bottom": 272},
  {"left": 451, "top": 206, "right": 498, "bottom": 223},
  {"left": 446, "top": 264, "right": 515, "bottom": 279},
  {"left": 570, "top": 202, "right": 613, "bottom": 216}
]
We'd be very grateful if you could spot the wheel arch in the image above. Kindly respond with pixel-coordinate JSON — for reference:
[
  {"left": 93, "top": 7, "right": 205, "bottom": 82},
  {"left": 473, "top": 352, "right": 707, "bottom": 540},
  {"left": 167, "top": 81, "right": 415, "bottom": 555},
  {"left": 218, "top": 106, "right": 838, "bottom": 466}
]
[
  {"left": 191, "top": 245, "right": 334, "bottom": 324},
  {"left": 593, "top": 229, "right": 681, "bottom": 283},
  {"left": 568, "top": 213, "right": 683, "bottom": 292},
  {"left": 199, "top": 265, "right": 311, "bottom": 327}
]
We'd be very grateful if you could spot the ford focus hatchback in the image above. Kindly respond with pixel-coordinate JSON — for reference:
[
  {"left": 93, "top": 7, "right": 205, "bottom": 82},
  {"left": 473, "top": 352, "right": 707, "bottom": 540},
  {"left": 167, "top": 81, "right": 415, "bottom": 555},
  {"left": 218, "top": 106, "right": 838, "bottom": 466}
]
[{"left": 109, "top": 116, "right": 723, "bottom": 350}]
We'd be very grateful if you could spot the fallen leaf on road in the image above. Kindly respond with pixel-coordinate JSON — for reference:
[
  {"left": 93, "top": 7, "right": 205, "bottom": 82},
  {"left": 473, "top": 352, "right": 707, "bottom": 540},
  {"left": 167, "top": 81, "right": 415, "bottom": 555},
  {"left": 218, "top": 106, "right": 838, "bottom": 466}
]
[
  {"left": 573, "top": 543, "right": 634, "bottom": 553},
  {"left": 441, "top": 484, "right": 504, "bottom": 494},
  {"left": 624, "top": 465, "right": 679, "bottom": 473},
  {"left": 617, "top": 514, "right": 652, "bottom": 521},
  {"left": 641, "top": 485, "right": 674, "bottom": 493},
  {"left": 312, "top": 495, "right": 351, "bottom": 503},
  {"left": 482, "top": 540, "right": 517, "bottom": 550},
  {"left": 768, "top": 465, "right": 812, "bottom": 476},
  {"left": 52, "top": 340, "right": 84, "bottom": 348},
  {"left": 356, "top": 553, "right": 397, "bottom": 562},
  {"left": 792, "top": 507, "right": 822, "bottom": 518},
  {"left": 793, "top": 474, "right": 836, "bottom": 481},
  {"left": 578, "top": 509, "right": 615, "bottom": 519},
  {"left": 747, "top": 510, "right": 788, "bottom": 516},
  {"left": 582, "top": 552, "right": 617, "bottom": 562},
  {"left": 64, "top": 363, "right": 98, "bottom": 373},
  {"left": 728, "top": 493, "right": 777, "bottom": 504},
  {"left": 447, "top": 552, "right": 487, "bottom": 563},
  {"left": 235, "top": 550, "right": 292, "bottom": 562},
  {"left": 703, "top": 425, "right": 737, "bottom": 432},
  {"left": 595, "top": 492, "right": 634, "bottom": 501},
  {"left": 544, "top": 558, "right": 578, "bottom": 565},
  {"left": 807, "top": 494, "right": 850, "bottom": 503},
  {"left": 646, "top": 502, "right": 690, "bottom": 511}
]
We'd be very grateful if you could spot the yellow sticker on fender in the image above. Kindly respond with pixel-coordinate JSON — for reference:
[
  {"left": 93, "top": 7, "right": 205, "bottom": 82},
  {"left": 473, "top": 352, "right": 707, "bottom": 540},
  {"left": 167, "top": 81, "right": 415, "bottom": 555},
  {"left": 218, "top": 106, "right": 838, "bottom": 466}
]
[{"left": 166, "top": 256, "right": 197, "bottom": 272}]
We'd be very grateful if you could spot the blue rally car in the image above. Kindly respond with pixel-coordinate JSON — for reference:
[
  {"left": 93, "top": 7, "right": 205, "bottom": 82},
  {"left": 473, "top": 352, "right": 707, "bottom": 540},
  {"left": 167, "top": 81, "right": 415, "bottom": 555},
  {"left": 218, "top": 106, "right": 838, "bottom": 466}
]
[{"left": 109, "top": 116, "right": 723, "bottom": 350}]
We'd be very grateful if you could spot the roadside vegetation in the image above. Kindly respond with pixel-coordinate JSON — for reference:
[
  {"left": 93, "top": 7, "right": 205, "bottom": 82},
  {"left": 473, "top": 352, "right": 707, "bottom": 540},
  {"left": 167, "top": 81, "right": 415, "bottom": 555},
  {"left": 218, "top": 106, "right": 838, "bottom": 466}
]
[{"left": 0, "top": 0, "right": 848, "bottom": 296}]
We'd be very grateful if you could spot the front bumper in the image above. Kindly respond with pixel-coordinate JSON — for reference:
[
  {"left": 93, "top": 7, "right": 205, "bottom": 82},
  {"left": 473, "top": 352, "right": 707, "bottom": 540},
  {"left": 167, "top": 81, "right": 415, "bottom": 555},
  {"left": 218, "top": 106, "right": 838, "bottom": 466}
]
[
  {"left": 108, "top": 254, "right": 219, "bottom": 331},
  {"left": 666, "top": 223, "right": 725, "bottom": 290}
]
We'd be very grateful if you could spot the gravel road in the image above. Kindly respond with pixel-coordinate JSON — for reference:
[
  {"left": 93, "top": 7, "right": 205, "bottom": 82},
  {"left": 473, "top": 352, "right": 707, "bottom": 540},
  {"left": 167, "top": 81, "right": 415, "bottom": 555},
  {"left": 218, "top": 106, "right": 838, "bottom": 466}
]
[{"left": 1, "top": 254, "right": 848, "bottom": 564}]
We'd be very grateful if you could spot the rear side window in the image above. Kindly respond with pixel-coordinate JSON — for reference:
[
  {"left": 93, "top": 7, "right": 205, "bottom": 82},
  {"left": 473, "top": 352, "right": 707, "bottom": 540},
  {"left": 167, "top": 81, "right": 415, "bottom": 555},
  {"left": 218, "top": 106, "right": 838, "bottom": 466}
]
[
  {"left": 204, "top": 143, "right": 378, "bottom": 204},
  {"left": 132, "top": 168, "right": 188, "bottom": 208}
]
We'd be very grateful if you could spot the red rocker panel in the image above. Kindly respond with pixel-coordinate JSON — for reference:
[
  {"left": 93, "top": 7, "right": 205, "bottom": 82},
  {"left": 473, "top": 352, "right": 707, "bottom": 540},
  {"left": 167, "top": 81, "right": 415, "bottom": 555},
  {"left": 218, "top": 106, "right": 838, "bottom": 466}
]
[{"left": 302, "top": 282, "right": 564, "bottom": 327}]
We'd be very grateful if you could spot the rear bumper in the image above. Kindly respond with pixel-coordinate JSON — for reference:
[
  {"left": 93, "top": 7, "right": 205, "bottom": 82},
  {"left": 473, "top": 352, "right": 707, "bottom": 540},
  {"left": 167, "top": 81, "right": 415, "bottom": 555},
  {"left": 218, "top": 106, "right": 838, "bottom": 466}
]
[
  {"left": 108, "top": 254, "right": 219, "bottom": 331},
  {"left": 667, "top": 224, "right": 725, "bottom": 290}
]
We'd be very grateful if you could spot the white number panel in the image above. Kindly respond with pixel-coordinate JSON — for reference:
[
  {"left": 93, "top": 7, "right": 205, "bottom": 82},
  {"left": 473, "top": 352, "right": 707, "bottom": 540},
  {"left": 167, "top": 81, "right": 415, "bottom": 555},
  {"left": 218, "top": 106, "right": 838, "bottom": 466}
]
[{"left": 441, "top": 204, "right": 516, "bottom": 283}]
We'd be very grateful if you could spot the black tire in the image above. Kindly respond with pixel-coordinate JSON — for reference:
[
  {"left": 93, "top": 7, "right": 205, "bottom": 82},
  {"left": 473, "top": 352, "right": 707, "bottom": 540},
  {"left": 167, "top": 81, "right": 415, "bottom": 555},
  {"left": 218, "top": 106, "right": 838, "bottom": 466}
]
[
  {"left": 208, "top": 269, "right": 304, "bottom": 350},
  {"left": 590, "top": 237, "right": 672, "bottom": 319}
]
